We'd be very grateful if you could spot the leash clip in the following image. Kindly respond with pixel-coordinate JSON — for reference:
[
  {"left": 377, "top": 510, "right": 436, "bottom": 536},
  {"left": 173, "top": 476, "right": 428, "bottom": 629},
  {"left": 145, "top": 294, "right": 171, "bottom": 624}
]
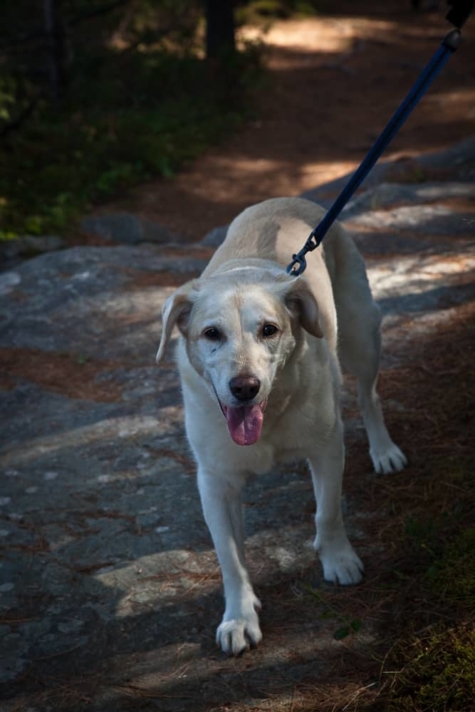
[
  {"left": 286, "top": 231, "right": 322, "bottom": 277},
  {"left": 287, "top": 251, "right": 307, "bottom": 276}
]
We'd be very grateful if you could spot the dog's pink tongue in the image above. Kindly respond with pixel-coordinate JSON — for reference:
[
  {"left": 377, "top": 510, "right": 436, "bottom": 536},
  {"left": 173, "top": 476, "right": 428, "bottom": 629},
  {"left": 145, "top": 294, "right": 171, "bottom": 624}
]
[{"left": 225, "top": 405, "right": 264, "bottom": 446}]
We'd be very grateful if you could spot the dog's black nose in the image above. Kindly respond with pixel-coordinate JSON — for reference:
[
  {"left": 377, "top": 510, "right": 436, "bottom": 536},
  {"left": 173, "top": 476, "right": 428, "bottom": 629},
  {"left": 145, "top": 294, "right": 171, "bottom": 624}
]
[{"left": 229, "top": 376, "right": 261, "bottom": 402}]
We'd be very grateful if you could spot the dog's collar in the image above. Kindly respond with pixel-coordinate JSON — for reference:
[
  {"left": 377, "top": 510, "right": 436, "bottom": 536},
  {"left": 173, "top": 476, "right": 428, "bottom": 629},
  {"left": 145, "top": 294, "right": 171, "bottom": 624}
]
[{"left": 219, "top": 264, "right": 285, "bottom": 278}]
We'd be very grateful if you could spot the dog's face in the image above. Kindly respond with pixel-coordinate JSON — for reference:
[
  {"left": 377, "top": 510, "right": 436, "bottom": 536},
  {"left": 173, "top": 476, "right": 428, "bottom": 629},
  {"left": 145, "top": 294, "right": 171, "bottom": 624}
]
[{"left": 157, "top": 270, "right": 322, "bottom": 446}]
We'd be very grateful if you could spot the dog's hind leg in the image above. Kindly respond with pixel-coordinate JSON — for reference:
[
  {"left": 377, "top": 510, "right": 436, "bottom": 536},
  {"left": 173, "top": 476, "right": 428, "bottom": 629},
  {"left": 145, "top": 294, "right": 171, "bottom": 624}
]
[
  {"left": 197, "top": 469, "right": 262, "bottom": 655},
  {"left": 332, "top": 237, "right": 407, "bottom": 474},
  {"left": 309, "top": 421, "right": 364, "bottom": 584},
  {"left": 356, "top": 336, "right": 407, "bottom": 475}
]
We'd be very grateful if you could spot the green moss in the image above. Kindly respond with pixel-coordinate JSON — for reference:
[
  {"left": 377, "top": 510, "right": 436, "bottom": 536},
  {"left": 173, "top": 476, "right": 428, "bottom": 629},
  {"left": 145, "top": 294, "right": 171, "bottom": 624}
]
[
  {"left": 385, "top": 626, "right": 475, "bottom": 711},
  {"left": 428, "top": 528, "right": 475, "bottom": 606}
]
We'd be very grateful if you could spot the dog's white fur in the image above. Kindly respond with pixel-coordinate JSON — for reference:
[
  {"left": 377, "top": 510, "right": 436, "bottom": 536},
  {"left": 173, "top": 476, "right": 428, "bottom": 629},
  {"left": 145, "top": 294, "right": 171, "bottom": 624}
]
[{"left": 157, "top": 197, "right": 406, "bottom": 655}]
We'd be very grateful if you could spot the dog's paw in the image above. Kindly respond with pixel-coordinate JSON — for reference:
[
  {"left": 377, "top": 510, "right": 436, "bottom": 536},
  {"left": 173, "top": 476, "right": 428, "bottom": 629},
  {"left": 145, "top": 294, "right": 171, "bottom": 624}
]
[
  {"left": 217, "top": 596, "right": 262, "bottom": 656},
  {"left": 371, "top": 441, "right": 407, "bottom": 475},
  {"left": 316, "top": 538, "right": 364, "bottom": 586}
]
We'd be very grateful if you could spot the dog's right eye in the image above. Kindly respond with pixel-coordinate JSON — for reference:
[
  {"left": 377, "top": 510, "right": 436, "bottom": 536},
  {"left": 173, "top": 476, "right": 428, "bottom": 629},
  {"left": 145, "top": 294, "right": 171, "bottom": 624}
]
[{"left": 203, "top": 327, "right": 221, "bottom": 341}]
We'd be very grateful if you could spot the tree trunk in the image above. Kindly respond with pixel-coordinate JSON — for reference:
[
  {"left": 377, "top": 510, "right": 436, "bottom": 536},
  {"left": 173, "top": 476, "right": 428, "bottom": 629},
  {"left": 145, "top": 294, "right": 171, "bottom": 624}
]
[
  {"left": 44, "top": 0, "right": 68, "bottom": 101},
  {"left": 205, "top": 0, "right": 235, "bottom": 60}
]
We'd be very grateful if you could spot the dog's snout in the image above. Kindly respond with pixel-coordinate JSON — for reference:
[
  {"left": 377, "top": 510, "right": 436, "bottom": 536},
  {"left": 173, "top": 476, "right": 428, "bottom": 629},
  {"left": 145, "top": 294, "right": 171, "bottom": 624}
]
[{"left": 229, "top": 376, "right": 261, "bottom": 402}]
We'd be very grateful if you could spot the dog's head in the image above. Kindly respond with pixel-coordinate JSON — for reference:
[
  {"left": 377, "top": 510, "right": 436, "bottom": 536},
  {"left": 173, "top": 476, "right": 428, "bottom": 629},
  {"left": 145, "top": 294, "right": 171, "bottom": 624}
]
[{"left": 156, "top": 269, "right": 322, "bottom": 446}]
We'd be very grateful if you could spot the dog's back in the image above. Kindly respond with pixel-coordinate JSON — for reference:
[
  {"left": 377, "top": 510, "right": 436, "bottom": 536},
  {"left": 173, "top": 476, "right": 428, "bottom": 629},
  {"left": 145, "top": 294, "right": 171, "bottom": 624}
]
[
  {"left": 204, "top": 197, "right": 339, "bottom": 351},
  {"left": 204, "top": 197, "right": 328, "bottom": 275}
]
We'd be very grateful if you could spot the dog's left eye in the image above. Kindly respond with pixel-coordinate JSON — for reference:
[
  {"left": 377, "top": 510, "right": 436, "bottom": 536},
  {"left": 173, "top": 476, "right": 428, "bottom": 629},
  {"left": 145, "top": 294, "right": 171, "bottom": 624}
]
[{"left": 261, "top": 324, "right": 278, "bottom": 338}]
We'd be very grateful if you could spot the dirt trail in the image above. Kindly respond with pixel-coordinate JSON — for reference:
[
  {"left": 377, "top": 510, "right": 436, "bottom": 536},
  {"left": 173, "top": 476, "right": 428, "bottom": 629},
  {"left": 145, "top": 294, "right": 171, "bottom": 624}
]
[{"left": 102, "top": 0, "right": 475, "bottom": 240}]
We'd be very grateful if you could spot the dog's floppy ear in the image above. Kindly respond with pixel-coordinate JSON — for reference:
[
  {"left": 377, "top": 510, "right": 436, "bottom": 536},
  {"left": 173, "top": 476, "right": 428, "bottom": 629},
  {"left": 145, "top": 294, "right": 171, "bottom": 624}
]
[
  {"left": 282, "top": 276, "right": 323, "bottom": 339},
  {"left": 156, "top": 279, "right": 199, "bottom": 363}
]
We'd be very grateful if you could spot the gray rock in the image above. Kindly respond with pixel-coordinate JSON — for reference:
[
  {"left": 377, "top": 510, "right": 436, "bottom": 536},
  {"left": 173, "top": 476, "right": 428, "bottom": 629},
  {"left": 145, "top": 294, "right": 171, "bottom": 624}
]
[
  {"left": 0, "top": 236, "right": 64, "bottom": 271},
  {"left": 81, "top": 212, "right": 183, "bottom": 245},
  {"left": 200, "top": 224, "right": 228, "bottom": 247},
  {"left": 341, "top": 181, "right": 475, "bottom": 220},
  {"left": 0, "top": 244, "right": 207, "bottom": 360},
  {"left": 417, "top": 135, "right": 475, "bottom": 175},
  {"left": 349, "top": 204, "right": 474, "bottom": 236},
  {"left": 0, "top": 271, "right": 21, "bottom": 295}
]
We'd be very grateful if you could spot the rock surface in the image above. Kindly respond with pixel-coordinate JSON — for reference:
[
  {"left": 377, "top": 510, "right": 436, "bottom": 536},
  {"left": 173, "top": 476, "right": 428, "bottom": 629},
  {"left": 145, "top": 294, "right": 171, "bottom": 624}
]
[
  {"left": 0, "top": 236, "right": 65, "bottom": 272},
  {"left": 1, "top": 139, "right": 475, "bottom": 711},
  {"left": 81, "top": 212, "right": 183, "bottom": 245}
]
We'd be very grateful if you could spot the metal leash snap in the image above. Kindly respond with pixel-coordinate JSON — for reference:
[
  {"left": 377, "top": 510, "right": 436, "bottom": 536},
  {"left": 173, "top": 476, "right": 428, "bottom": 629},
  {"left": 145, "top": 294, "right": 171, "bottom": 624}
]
[
  {"left": 286, "top": 231, "right": 322, "bottom": 276},
  {"left": 287, "top": 252, "right": 307, "bottom": 276}
]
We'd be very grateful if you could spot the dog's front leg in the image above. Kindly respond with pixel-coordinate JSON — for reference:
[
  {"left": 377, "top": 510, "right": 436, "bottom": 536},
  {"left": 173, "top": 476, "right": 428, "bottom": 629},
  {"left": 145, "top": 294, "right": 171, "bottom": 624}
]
[
  {"left": 308, "top": 422, "right": 364, "bottom": 585},
  {"left": 197, "top": 469, "right": 262, "bottom": 655}
]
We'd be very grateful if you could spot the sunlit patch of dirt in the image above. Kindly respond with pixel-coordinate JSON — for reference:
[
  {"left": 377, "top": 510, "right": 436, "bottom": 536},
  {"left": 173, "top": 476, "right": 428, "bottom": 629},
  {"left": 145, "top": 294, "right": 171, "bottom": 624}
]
[
  {"left": 241, "top": 16, "right": 359, "bottom": 54},
  {"left": 437, "top": 197, "right": 475, "bottom": 214}
]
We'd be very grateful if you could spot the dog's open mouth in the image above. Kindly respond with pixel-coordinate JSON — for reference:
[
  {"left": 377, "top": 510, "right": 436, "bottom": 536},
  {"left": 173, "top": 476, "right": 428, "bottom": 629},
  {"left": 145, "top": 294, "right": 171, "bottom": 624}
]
[{"left": 220, "top": 402, "right": 266, "bottom": 446}]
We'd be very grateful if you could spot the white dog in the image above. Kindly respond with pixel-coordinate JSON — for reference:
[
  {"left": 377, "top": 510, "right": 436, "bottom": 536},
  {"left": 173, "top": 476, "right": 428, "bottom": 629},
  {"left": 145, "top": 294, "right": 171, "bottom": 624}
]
[{"left": 156, "top": 197, "right": 406, "bottom": 655}]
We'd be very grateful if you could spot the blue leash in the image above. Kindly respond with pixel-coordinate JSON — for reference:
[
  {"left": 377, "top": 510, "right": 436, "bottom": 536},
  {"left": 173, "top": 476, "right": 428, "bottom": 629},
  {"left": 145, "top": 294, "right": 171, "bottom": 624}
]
[{"left": 287, "top": 7, "right": 472, "bottom": 277}]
